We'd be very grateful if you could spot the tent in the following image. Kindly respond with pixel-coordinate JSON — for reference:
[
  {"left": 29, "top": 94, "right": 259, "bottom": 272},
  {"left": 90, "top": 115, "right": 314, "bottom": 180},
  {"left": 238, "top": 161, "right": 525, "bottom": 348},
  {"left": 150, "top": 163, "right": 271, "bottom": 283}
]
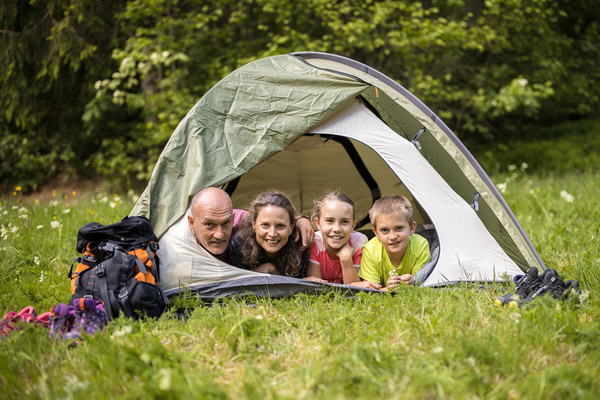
[{"left": 130, "top": 52, "right": 544, "bottom": 299}]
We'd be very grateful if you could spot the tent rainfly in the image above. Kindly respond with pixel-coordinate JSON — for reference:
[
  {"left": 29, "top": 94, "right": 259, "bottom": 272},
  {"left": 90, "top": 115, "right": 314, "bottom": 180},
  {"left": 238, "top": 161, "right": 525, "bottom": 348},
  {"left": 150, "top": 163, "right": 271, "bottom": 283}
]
[{"left": 130, "top": 52, "right": 544, "bottom": 300}]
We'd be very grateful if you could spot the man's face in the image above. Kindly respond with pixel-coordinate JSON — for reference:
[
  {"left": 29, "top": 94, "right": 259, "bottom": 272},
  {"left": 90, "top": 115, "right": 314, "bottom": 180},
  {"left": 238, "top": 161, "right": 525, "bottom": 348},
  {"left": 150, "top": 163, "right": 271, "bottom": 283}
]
[{"left": 188, "top": 204, "right": 233, "bottom": 256}]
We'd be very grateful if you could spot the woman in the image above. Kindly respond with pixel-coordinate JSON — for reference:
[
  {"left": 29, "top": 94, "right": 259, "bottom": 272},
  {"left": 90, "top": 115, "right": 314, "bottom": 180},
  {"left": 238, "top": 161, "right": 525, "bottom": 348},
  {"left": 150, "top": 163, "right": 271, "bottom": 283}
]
[{"left": 228, "top": 190, "right": 308, "bottom": 278}]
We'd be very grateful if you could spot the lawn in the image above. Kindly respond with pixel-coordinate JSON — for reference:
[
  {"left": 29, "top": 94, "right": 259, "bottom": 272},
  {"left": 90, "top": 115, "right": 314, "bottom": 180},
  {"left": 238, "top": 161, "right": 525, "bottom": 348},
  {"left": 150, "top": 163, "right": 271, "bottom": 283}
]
[{"left": 1, "top": 121, "right": 599, "bottom": 399}]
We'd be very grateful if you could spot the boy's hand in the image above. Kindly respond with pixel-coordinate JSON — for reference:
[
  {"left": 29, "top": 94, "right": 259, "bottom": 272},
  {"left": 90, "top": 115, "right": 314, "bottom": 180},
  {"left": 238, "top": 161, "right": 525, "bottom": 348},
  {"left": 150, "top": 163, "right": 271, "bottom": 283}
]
[
  {"left": 399, "top": 274, "right": 415, "bottom": 286},
  {"left": 386, "top": 274, "right": 400, "bottom": 288},
  {"left": 350, "top": 280, "right": 382, "bottom": 290},
  {"left": 387, "top": 273, "right": 415, "bottom": 288}
]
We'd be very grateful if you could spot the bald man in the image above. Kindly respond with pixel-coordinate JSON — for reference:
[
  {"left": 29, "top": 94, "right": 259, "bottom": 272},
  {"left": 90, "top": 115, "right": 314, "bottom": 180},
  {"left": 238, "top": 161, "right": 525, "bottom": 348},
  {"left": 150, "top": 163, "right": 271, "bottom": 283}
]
[{"left": 186, "top": 187, "right": 244, "bottom": 260}]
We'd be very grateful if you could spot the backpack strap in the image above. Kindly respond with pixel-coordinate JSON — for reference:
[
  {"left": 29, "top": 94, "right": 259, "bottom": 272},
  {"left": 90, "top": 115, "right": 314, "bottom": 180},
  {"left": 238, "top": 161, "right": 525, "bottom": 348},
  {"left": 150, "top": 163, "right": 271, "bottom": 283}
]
[
  {"left": 95, "top": 263, "right": 115, "bottom": 318},
  {"left": 118, "top": 287, "right": 135, "bottom": 318},
  {"left": 133, "top": 257, "right": 148, "bottom": 275}
]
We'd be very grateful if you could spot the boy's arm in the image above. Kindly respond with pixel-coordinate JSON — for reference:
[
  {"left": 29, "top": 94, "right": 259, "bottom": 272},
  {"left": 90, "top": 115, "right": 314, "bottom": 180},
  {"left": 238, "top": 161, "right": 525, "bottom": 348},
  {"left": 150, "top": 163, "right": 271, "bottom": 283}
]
[
  {"left": 410, "top": 237, "right": 432, "bottom": 275},
  {"left": 358, "top": 244, "right": 384, "bottom": 287}
]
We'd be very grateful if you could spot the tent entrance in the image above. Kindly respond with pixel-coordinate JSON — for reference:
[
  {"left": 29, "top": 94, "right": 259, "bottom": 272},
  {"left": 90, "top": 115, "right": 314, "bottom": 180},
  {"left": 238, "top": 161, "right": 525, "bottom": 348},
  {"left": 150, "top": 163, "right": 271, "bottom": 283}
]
[{"left": 224, "top": 132, "right": 433, "bottom": 230}]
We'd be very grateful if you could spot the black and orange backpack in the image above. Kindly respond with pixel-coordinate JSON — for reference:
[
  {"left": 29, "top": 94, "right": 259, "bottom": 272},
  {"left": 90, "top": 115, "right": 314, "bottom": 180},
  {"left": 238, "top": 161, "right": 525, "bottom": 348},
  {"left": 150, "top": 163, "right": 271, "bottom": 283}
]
[{"left": 69, "top": 215, "right": 169, "bottom": 319}]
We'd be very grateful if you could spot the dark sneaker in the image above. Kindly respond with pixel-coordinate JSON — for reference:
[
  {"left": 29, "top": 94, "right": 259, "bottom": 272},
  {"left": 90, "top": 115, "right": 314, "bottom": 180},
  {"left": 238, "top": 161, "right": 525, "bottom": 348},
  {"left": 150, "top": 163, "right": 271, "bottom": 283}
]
[
  {"left": 495, "top": 267, "right": 539, "bottom": 306},
  {"left": 521, "top": 268, "right": 564, "bottom": 304},
  {"left": 48, "top": 303, "right": 75, "bottom": 339},
  {"left": 65, "top": 298, "right": 109, "bottom": 340}
]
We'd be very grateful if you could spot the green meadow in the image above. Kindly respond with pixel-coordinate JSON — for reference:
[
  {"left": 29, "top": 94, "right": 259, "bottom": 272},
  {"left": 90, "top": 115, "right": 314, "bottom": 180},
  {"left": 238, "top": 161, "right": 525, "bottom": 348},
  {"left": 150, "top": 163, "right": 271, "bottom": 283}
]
[{"left": 1, "top": 120, "right": 599, "bottom": 399}]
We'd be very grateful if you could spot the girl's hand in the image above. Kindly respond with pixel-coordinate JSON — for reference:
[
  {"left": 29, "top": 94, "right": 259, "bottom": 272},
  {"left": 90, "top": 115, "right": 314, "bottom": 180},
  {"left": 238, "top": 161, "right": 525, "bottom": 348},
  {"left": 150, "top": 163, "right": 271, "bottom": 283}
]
[
  {"left": 303, "top": 276, "right": 328, "bottom": 283},
  {"left": 335, "top": 241, "right": 354, "bottom": 262}
]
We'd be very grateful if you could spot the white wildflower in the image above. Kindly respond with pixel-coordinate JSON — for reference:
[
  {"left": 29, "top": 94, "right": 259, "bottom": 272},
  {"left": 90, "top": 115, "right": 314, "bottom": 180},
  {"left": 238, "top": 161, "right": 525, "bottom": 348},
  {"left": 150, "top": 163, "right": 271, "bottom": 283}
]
[
  {"left": 12, "top": 206, "right": 19, "bottom": 210},
  {"left": 51, "top": 220, "right": 61, "bottom": 229},
  {"left": 18, "top": 207, "right": 28, "bottom": 214},
  {"left": 113, "top": 195, "right": 121, "bottom": 203},
  {"left": 112, "top": 325, "right": 133, "bottom": 337},
  {"left": 18, "top": 214, "right": 28, "bottom": 219},
  {"left": 49, "top": 200, "right": 58, "bottom": 207},
  {"left": 63, "top": 208, "right": 71, "bottom": 214},
  {"left": 34, "top": 256, "right": 40, "bottom": 266},
  {"left": 508, "top": 164, "right": 517, "bottom": 171},
  {"left": 158, "top": 368, "right": 171, "bottom": 391},
  {"left": 39, "top": 271, "right": 45, "bottom": 283},
  {"left": 0, "top": 225, "right": 7, "bottom": 241},
  {"left": 520, "top": 162, "right": 529, "bottom": 171},
  {"left": 518, "top": 78, "right": 528, "bottom": 87},
  {"left": 10, "top": 225, "right": 18, "bottom": 234},
  {"left": 162, "top": 51, "right": 170, "bottom": 58},
  {"left": 94, "top": 80, "right": 102, "bottom": 90},
  {"left": 109, "top": 201, "right": 116, "bottom": 209},
  {"left": 560, "top": 190, "right": 574, "bottom": 203},
  {"left": 497, "top": 182, "right": 507, "bottom": 193},
  {"left": 2, "top": 210, "right": 7, "bottom": 215},
  {"left": 99, "top": 196, "right": 109, "bottom": 204},
  {"left": 37, "top": 225, "right": 44, "bottom": 229}
]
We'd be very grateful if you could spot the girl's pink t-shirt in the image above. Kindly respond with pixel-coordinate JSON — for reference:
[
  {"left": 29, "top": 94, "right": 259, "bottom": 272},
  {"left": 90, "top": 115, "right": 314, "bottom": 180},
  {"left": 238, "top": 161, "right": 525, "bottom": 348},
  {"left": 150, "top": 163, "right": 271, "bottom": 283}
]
[{"left": 309, "top": 231, "right": 368, "bottom": 284}]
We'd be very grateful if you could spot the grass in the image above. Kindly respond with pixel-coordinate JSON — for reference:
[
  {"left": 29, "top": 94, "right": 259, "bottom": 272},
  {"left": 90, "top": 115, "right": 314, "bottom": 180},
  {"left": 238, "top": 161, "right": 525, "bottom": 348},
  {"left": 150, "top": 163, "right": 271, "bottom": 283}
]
[{"left": 2, "top": 121, "right": 600, "bottom": 399}]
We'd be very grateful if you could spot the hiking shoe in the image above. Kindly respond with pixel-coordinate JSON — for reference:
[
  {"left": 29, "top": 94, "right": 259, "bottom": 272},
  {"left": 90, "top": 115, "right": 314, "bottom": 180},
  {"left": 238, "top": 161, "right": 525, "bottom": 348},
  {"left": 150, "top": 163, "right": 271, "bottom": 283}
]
[
  {"left": 1, "top": 306, "right": 39, "bottom": 338},
  {"left": 48, "top": 303, "right": 75, "bottom": 339},
  {"left": 495, "top": 267, "right": 539, "bottom": 307},
  {"left": 64, "top": 298, "right": 109, "bottom": 340},
  {"left": 520, "top": 268, "right": 564, "bottom": 305}
]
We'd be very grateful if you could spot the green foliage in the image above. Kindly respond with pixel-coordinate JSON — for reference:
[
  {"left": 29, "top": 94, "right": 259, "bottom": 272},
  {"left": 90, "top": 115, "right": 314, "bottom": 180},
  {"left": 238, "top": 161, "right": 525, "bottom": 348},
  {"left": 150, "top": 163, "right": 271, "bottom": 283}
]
[
  {"left": 2, "top": 0, "right": 600, "bottom": 189},
  {"left": 473, "top": 118, "right": 600, "bottom": 176},
  {"left": 0, "top": 0, "right": 123, "bottom": 191}
]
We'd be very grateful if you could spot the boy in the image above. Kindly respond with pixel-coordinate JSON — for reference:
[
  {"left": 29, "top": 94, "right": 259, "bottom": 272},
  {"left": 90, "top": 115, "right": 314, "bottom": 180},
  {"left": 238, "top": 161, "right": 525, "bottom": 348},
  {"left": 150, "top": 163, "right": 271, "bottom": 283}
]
[{"left": 358, "top": 195, "right": 431, "bottom": 291}]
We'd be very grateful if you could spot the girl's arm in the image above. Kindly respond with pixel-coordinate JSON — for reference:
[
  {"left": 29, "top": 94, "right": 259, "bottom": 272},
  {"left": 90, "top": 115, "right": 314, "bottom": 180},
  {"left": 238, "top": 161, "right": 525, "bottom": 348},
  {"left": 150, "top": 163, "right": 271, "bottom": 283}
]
[
  {"left": 337, "top": 242, "right": 361, "bottom": 284},
  {"left": 304, "top": 261, "right": 326, "bottom": 282}
]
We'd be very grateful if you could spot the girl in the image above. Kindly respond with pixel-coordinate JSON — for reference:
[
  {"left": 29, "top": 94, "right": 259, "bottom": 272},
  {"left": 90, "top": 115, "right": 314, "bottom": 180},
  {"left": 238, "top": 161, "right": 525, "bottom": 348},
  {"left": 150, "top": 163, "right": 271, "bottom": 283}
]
[
  {"left": 306, "top": 191, "right": 381, "bottom": 289},
  {"left": 228, "top": 190, "right": 309, "bottom": 277}
]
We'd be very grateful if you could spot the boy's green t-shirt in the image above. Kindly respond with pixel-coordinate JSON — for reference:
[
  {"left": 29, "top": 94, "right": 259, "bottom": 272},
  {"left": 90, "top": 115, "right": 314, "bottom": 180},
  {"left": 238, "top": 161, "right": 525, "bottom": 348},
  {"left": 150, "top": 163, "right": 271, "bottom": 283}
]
[{"left": 358, "top": 234, "right": 431, "bottom": 286}]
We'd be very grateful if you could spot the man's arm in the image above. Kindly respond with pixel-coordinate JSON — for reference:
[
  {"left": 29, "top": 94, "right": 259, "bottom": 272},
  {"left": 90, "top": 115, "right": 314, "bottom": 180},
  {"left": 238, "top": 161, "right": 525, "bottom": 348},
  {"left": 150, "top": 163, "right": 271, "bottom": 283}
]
[{"left": 295, "top": 215, "right": 314, "bottom": 251}]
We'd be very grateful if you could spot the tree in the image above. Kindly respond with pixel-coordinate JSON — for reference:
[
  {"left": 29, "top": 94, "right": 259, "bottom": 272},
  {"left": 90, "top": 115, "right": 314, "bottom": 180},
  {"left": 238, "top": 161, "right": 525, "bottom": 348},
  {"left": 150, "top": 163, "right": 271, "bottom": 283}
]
[{"left": 0, "top": 0, "right": 123, "bottom": 191}]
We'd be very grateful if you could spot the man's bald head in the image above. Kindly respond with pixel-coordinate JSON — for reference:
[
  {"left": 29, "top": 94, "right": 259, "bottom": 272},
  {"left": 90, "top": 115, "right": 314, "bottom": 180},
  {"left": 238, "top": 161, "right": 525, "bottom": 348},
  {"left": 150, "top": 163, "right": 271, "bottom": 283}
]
[
  {"left": 188, "top": 187, "right": 234, "bottom": 256},
  {"left": 191, "top": 187, "right": 233, "bottom": 214}
]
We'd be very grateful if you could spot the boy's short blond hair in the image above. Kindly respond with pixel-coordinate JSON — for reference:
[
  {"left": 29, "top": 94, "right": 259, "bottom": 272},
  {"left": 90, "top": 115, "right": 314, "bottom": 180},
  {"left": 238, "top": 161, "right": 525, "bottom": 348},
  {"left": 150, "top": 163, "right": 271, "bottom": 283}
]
[{"left": 369, "top": 195, "right": 414, "bottom": 228}]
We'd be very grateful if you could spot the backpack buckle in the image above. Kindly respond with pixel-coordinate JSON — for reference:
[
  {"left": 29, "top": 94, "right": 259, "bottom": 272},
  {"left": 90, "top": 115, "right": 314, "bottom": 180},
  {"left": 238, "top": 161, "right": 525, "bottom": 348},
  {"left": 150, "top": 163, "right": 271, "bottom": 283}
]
[
  {"left": 96, "top": 264, "right": 106, "bottom": 277},
  {"left": 118, "top": 289, "right": 129, "bottom": 299}
]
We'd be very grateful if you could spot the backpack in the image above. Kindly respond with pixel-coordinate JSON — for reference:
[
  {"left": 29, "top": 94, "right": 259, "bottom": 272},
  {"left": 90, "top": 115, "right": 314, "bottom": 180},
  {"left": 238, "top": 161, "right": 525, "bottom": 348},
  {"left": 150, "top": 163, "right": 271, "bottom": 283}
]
[{"left": 69, "top": 215, "right": 170, "bottom": 319}]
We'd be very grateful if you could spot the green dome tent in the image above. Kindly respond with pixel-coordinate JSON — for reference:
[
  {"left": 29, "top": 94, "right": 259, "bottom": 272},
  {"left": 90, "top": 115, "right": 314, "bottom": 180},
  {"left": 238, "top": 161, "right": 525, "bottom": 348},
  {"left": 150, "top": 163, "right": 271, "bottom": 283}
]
[{"left": 130, "top": 52, "right": 544, "bottom": 299}]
